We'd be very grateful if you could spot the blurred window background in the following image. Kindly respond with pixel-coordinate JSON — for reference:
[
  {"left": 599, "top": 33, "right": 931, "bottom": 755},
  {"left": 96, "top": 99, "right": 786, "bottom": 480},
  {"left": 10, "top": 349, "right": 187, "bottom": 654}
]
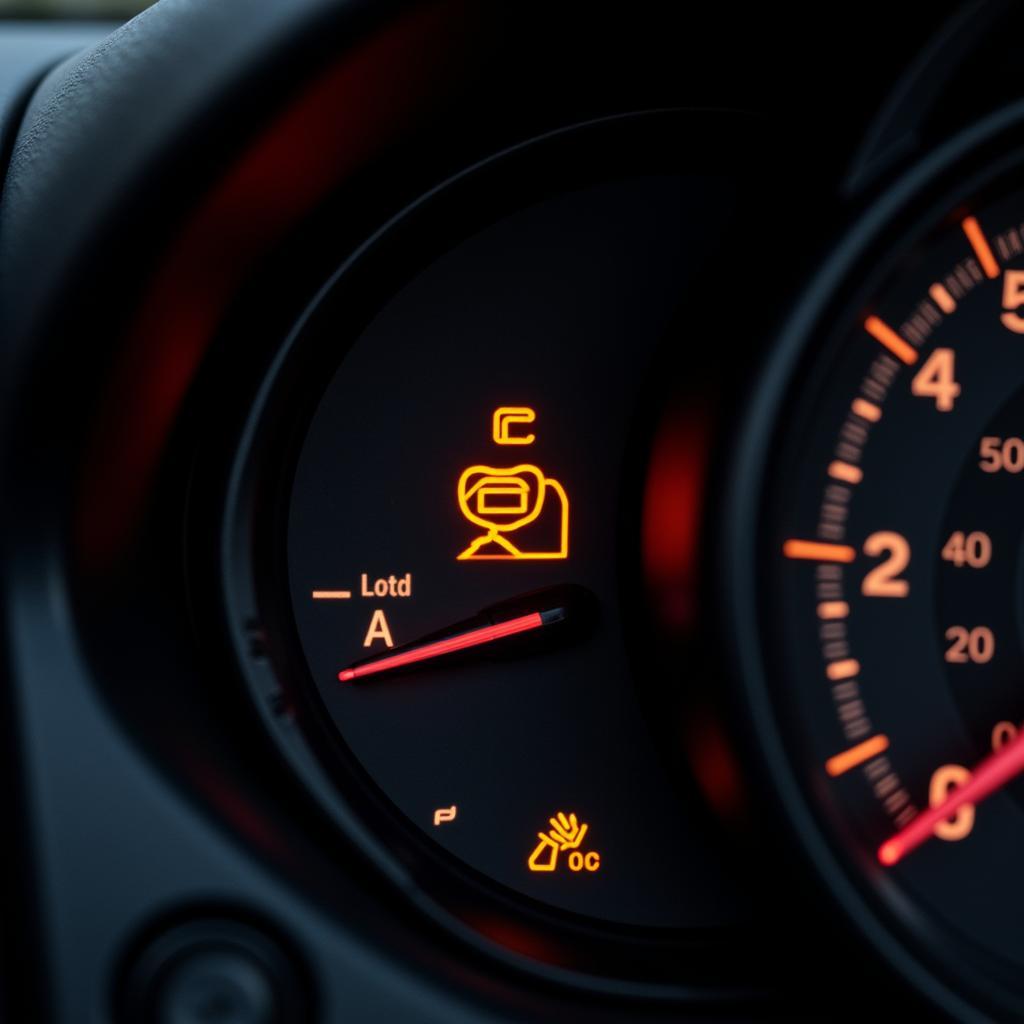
[{"left": 0, "top": 0, "right": 154, "bottom": 16}]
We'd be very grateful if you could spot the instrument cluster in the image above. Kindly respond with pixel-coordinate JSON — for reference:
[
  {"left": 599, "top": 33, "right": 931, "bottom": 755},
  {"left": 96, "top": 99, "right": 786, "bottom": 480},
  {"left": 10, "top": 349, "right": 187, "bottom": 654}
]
[{"left": 4, "top": 3, "right": 1024, "bottom": 1020}]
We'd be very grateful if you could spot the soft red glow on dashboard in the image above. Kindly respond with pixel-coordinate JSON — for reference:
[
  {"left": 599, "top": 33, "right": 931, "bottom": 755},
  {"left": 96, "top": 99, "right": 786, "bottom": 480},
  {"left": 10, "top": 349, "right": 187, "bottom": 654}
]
[
  {"left": 642, "top": 408, "right": 708, "bottom": 631},
  {"left": 687, "top": 711, "right": 746, "bottom": 822},
  {"left": 75, "top": 2, "right": 469, "bottom": 569}
]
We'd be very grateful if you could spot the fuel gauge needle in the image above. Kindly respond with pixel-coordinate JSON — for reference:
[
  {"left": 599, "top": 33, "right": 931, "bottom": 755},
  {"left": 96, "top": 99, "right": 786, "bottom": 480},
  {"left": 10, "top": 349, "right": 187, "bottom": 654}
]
[
  {"left": 339, "top": 611, "right": 557, "bottom": 681},
  {"left": 878, "top": 728, "right": 1024, "bottom": 866},
  {"left": 337, "top": 585, "right": 590, "bottom": 683}
]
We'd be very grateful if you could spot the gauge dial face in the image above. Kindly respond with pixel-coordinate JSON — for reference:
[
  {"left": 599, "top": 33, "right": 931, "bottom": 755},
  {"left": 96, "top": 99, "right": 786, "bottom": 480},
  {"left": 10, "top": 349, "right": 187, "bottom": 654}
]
[
  {"left": 737, "top": 129, "right": 1024, "bottom": 1013},
  {"left": 280, "top": 164, "right": 740, "bottom": 932}
]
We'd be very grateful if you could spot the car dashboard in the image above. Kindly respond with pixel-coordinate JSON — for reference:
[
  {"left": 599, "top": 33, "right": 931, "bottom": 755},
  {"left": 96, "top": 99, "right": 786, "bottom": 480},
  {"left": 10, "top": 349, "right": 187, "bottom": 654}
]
[{"left": 2, "top": 3, "right": 1024, "bottom": 1021}]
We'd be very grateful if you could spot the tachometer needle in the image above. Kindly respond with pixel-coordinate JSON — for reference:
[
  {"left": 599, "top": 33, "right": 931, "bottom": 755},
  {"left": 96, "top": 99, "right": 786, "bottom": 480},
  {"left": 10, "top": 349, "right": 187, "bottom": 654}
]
[
  {"left": 878, "top": 728, "right": 1024, "bottom": 867},
  {"left": 338, "top": 600, "right": 575, "bottom": 683}
]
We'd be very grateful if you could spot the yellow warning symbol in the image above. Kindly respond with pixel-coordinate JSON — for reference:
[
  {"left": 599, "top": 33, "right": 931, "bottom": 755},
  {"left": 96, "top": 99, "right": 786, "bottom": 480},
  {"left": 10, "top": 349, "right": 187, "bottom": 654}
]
[
  {"left": 493, "top": 406, "right": 536, "bottom": 445},
  {"left": 527, "top": 812, "right": 601, "bottom": 873},
  {"left": 457, "top": 407, "right": 569, "bottom": 561}
]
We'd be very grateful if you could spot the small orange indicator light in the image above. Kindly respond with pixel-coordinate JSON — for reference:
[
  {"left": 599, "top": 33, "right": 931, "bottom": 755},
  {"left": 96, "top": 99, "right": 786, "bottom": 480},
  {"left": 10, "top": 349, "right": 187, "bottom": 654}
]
[
  {"left": 312, "top": 590, "right": 352, "bottom": 599},
  {"left": 782, "top": 540, "right": 856, "bottom": 563},
  {"left": 929, "top": 283, "right": 957, "bottom": 314},
  {"left": 851, "top": 398, "right": 882, "bottom": 423},
  {"left": 864, "top": 315, "right": 919, "bottom": 365},
  {"left": 458, "top": 408, "right": 568, "bottom": 561},
  {"left": 828, "top": 460, "right": 863, "bottom": 484},
  {"left": 527, "top": 812, "right": 600, "bottom": 873},
  {"left": 825, "top": 734, "right": 890, "bottom": 777},
  {"left": 493, "top": 406, "right": 536, "bottom": 445},
  {"left": 827, "top": 658, "right": 861, "bottom": 681},
  {"left": 962, "top": 216, "right": 1000, "bottom": 279},
  {"left": 433, "top": 805, "right": 457, "bottom": 826}
]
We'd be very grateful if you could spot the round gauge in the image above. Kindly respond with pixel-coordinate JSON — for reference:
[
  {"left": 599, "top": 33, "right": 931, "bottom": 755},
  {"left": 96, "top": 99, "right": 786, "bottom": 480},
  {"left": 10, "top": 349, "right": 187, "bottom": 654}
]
[
  {"left": 223, "top": 111, "right": 757, "bottom": 978},
  {"left": 284, "top": 170, "right": 723, "bottom": 930},
  {"left": 726, "top": 102, "right": 1024, "bottom": 1018}
]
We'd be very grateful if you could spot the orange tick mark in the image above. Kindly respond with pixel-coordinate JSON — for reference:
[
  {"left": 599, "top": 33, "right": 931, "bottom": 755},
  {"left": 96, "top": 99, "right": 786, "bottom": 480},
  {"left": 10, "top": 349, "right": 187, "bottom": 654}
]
[
  {"left": 783, "top": 540, "right": 856, "bottom": 563},
  {"left": 929, "top": 283, "right": 957, "bottom": 313},
  {"left": 828, "top": 460, "right": 863, "bottom": 484},
  {"left": 827, "top": 658, "right": 860, "bottom": 681},
  {"left": 864, "top": 315, "right": 918, "bottom": 365},
  {"left": 962, "top": 216, "right": 999, "bottom": 279},
  {"left": 817, "top": 601, "right": 850, "bottom": 620},
  {"left": 312, "top": 590, "right": 352, "bottom": 599},
  {"left": 851, "top": 398, "right": 882, "bottom": 422},
  {"left": 826, "top": 734, "right": 890, "bottom": 777}
]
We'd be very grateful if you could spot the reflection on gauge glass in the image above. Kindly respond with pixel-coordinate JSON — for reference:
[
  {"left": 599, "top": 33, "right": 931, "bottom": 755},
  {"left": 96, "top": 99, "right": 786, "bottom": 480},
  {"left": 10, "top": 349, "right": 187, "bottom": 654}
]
[
  {"left": 283, "top": 162, "right": 740, "bottom": 931},
  {"left": 731, "top": 111, "right": 1024, "bottom": 1017}
]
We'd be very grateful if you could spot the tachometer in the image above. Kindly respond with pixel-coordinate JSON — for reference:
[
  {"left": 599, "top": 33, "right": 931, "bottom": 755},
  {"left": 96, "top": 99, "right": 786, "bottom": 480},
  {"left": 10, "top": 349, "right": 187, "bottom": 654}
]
[{"left": 727, "top": 103, "right": 1024, "bottom": 1018}]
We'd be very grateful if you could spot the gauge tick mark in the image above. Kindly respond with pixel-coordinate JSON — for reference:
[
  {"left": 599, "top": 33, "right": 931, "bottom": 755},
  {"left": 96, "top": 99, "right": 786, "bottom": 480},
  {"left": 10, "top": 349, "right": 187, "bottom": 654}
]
[
  {"left": 826, "top": 735, "right": 890, "bottom": 777},
  {"left": 962, "top": 215, "right": 1000, "bottom": 278},
  {"left": 783, "top": 540, "right": 856, "bottom": 562},
  {"left": 864, "top": 316, "right": 918, "bottom": 365}
]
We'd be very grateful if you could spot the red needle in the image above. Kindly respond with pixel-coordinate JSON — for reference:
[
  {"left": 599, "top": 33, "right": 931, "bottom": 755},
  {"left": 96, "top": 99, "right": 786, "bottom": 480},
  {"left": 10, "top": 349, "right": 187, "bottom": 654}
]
[
  {"left": 878, "top": 728, "right": 1024, "bottom": 867},
  {"left": 338, "top": 611, "right": 545, "bottom": 682}
]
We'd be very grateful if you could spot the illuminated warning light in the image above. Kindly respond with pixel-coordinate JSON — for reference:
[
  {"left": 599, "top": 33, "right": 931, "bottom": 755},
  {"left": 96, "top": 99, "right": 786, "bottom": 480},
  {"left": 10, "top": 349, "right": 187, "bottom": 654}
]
[
  {"left": 527, "top": 812, "right": 600, "bottom": 873},
  {"left": 493, "top": 406, "right": 536, "bottom": 445},
  {"left": 457, "top": 464, "right": 569, "bottom": 560},
  {"left": 457, "top": 408, "right": 569, "bottom": 561},
  {"left": 433, "top": 805, "right": 457, "bottom": 826}
]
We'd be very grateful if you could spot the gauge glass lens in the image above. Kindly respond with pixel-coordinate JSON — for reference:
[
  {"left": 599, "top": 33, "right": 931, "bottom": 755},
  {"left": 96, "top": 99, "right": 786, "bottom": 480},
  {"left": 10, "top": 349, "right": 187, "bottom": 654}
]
[
  {"left": 286, "top": 172, "right": 738, "bottom": 929},
  {"left": 754, "top": 158, "right": 1024, "bottom": 1009}
]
